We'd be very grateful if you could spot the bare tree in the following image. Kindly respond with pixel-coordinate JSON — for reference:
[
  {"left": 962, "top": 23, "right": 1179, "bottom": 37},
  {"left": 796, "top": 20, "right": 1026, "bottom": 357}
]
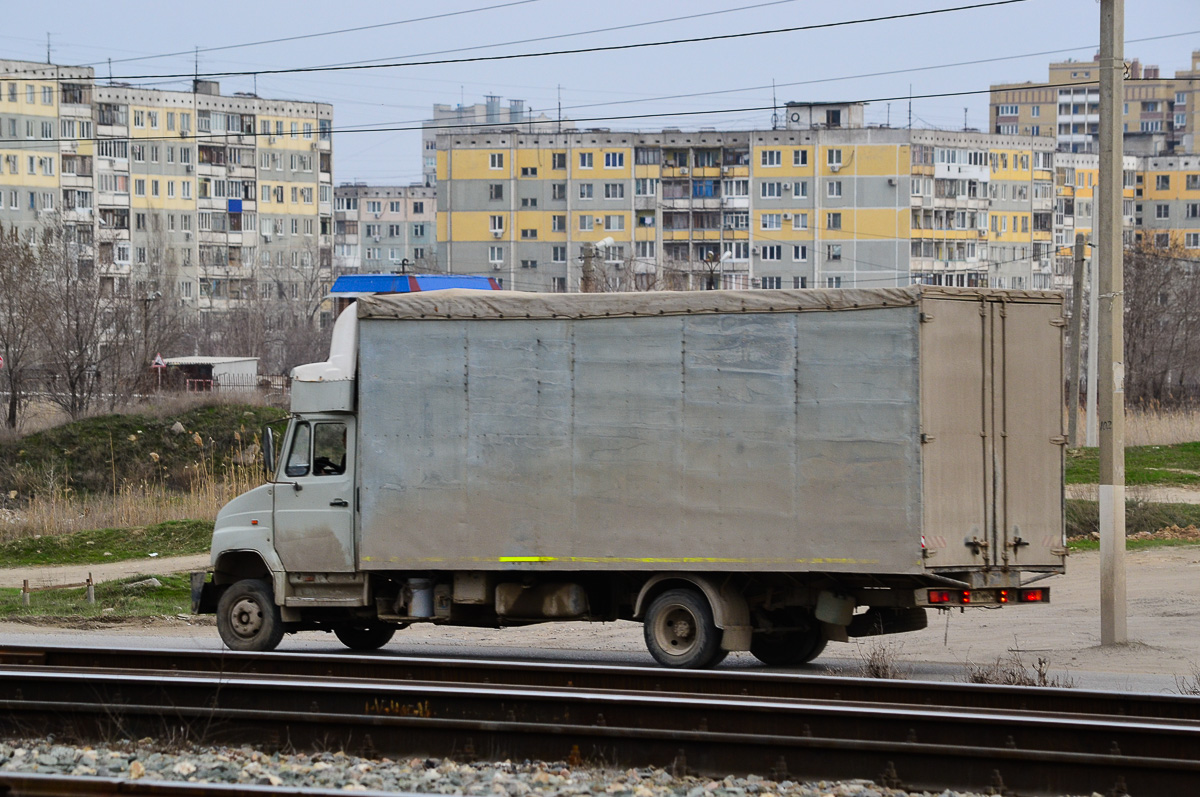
[
  {"left": 32, "top": 222, "right": 113, "bottom": 419},
  {"left": 1124, "top": 243, "right": 1200, "bottom": 403},
  {"left": 0, "top": 224, "right": 42, "bottom": 428}
]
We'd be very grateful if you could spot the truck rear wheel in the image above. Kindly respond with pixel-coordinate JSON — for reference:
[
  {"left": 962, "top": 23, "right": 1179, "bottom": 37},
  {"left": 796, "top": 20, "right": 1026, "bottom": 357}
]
[
  {"left": 216, "top": 579, "right": 284, "bottom": 652},
  {"left": 750, "top": 628, "right": 826, "bottom": 666},
  {"left": 334, "top": 624, "right": 397, "bottom": 651},
  {"left": 643, "top": 588, "right": 723, "bottom": 669}
]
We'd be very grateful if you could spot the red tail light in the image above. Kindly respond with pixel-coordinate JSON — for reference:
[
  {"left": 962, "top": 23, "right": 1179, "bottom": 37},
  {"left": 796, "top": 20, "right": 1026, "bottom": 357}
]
[
  {"left": 1019, "top": 588, "right": 1047, "bottom": 603},
  {"left": 928, "top": 590, "right": 952, "bottom": 604},
  {"left": 999, "top": 589, "right": 1009, "bottom": 604}
]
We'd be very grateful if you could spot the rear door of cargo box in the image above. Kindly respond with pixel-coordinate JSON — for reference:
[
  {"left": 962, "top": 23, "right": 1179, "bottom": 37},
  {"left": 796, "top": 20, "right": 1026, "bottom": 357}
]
[{"left": 920, "top": 293, "right": 1065, "bottom": 571}]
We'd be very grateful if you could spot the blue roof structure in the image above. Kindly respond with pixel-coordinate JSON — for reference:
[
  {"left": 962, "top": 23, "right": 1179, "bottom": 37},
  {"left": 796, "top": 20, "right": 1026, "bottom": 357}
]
[{"left": 330, "top": 273, "right": 500, "bottom": 295}]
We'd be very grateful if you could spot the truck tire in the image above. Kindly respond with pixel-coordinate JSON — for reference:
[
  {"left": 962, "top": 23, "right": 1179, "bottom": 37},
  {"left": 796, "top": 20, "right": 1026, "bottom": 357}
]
[
  {"left": 216, "top": 579, "right": 285, "bottom": 652},
  {"left": 334, "top": 624, "right": 397, "bottom": 651},
  {"left": 750, "top": 629, "right": 827, "bottom": 666},
  {"left": 643, "top": 588, "right": 724, "bottom": 669}
]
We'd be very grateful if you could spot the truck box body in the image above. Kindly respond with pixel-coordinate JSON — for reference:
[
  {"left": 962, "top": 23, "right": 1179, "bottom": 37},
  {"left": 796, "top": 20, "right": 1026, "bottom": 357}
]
[{"left": 352, "top": 286, "right": 1065, "bottom": 578}]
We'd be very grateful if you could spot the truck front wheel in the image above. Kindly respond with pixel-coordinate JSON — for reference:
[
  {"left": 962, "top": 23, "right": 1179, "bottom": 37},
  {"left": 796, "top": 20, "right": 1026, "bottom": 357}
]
[
  {"left": 643, "top": 588, "right": 723, "bottom": 669},
  {"left": 216, "top": 579, "right": 285, "bottom": 652},
  {"left": 334, "top": 624, "right": 397, "bottom": 651}
]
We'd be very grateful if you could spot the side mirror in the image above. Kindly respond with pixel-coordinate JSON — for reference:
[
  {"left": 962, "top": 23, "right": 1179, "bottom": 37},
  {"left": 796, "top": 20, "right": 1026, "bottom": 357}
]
[{"left": 263, "top": 426, "right": 276, "bottom": 479}]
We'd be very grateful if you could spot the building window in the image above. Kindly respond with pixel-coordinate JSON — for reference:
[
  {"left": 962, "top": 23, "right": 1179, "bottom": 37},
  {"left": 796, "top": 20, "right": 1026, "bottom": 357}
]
[
  {"left": 520, "top": 166, "right": 537, "bottom": 177},
  {"left": 761, "top": 246, "right": 781, "bottom": 262},
  {"left": 761, "top": 213, "right": 782, "bottom": 230},
  {"left": 826, "top": 276, "right": 842, "bottom": 287},
  {"left": 793, "top": 181, "right": 808, "bottom": 198},
  {"left": 761, "top": 182, "right": 782, "bottom": 198},
  {"left": 552, "top": 152, "right": 566, "bottom": 170},
  {"left": 521, "top": 228, "right": 538, "bottom": 239},
  {"left": 579, "top": 214, "right": 593, "bottom": 231},
  {"left": 552, "top": 183, "right": 567, "bottom": 200},
  {"left": 793, "top": 277, "right": 807, "bottom": 289},
  {"left": 1157, "top": 175, "right": 1171, "bottom": 190},
  {"left": 826, "top": 212, "right": 842, "bottom": 230},
  {"left": 489, "top": 215, "right": 504, "bottom": 233},
  {"left": 604, "top": 215, "right": 624, "bottom": 231},
  {"left": 604, "top": 152, "right": 624, "bottom": 168},
  {"left": 827, "top": 149, "right": 842, "bottom": 167},
  {"left": 793, "top": 212, "right": 808, "bottom": 230},
  {"left": 489, "top": 152, "right": 504, "bottom": 169},
  {"left": 579, "top": 183, "right": 594, "bottom": 199},
  {"left": 488, "top": 246, "right": 504, "bottom": 263},
  {"left": 579, "top": 152, "right": 593, "bottom": 169},
  {"left": 552, "top": 215, "right": 566, "bottom": 232},
  {"left": 635, "top": 178, "right": 658, "bottom": 196},
  {"left": 827, "top": 180, "right": 842, "bottom": 198},
  {"left": 760, "top": 149, "right": 781, "bottom": 167},
  {"left": 1156, "top": 204, "right": 1170, "bottom": 219},
  {"left": 760, "top": 276, "right": 782, "bottom": 288},
  {"left": 604, "top": 183, "right": 625, "bottom": 199},
  {"left": 489, "top": 184, "right": 504, "bottom": 200},
  {"left": 792, "top": 245, "right": 808, "bottom": 261},
  {"left": 1031, "top": 105, "right": 1041, "bottom": 117},
  {"left": 521, "top": 259, "right": 537, "bottom": 269},
  {"left": 793, "top": 149, "right": 808, "bottom": 167},
  {"left": 412, "top": 223, "right": 426, "bottom": 237},
  {"left": 826, "top": 244, "right": 842, "bottom": 261},
  {"left": 552, "top": 245, "right": 567, "bottom": 262},
  {"left": 1186, "top": 233, "right": 1199, "bottom": 249},
  {"left": 520, "top": 197, "right": 538, "bottom": 207}
]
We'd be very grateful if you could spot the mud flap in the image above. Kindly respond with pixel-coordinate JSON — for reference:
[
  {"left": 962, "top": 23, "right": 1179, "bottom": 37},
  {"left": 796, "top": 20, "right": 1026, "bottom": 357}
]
[{"left": 190, "top": 571, "right": 221, "bottom": 614}]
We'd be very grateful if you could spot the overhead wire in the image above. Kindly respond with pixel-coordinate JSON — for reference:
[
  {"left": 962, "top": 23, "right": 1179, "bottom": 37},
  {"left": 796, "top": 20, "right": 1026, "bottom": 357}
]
[{"left": 0, "top": 1, "right": 1031, "bottom": 81}]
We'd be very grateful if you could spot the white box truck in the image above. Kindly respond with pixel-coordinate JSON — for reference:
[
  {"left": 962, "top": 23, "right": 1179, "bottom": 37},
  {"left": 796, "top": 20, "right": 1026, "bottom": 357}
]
[{"left": 193, "top": 286, "right": 1066, "bottom": 668}]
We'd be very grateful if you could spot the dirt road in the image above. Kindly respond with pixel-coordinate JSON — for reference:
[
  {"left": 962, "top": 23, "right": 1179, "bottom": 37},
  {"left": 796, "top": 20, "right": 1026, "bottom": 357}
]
[{"left": 2, "top": 546, "right": 1198, "bottom": 691}]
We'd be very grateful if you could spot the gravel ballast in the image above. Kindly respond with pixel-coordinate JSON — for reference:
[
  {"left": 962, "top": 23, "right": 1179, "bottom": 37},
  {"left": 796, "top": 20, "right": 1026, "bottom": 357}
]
[{"left": 0, "top": 738, "right": 1101, "bottom": 797}]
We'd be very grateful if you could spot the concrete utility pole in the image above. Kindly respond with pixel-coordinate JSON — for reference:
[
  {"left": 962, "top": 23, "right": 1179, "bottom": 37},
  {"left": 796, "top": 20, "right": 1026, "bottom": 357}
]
[
  {"left": 1098, "top": 0, "right": 1127, "bottom": 646},
  {"left": 1067, "top": 234, "right": 1086, "bottom": 448},
  {"left": 1086, "top": 259, "right": 1098, "bottom": 447}
]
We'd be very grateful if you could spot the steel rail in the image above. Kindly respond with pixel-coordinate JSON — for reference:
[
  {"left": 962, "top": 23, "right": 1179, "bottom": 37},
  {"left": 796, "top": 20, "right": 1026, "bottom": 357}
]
[
  {"left": 1, "top": 666, "right": 1199, "bottom": 795},
  {"left": 0, "top": 771, "right": 411, "bottom": 797},
  {"left": 4, "top": 643, "right": 1200, "bottom": 722}
]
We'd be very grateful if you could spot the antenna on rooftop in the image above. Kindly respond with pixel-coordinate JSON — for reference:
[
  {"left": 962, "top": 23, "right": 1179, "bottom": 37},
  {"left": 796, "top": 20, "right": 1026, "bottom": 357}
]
[
  {"left": 963, "top": 107, "right": 969, "bottom": 130},
  {"left": 771, "top": 79, "right": 779, "bottom": 130},
  {"left": 907, "top": 84, "right": 913, "bottom": 129},
  {"left": 46, "top": 33, "right": 51, "bottom": 64},
  {"left": 557, "top": 84, "right": 562, "bottom": 133}
]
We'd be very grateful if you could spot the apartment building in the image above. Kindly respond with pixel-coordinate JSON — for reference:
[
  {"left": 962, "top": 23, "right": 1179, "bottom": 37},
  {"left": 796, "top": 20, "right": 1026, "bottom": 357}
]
[
  {"left": 333, "top": 183, "right": 436, "bottom": 273},
  {"left": 437, "top": 102, "right": 1060, "bottom": 292},
  {"left": 421, "top": 96, "right": 572, "bottom": 187},
  {"left": 1135, "top": 153, "right": 1200, "bottom": 252},
  {"left": 0, "top": 60, "right": 334, "bottom": 315},
  {"left": 990, "top": 50, "right": 1199, "bottom": 153}
]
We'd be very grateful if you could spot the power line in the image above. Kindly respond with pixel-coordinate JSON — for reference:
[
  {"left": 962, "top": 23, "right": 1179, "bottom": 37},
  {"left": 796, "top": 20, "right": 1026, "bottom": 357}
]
[
  {"left": 2, "top": 1, "right": 1030, "bottom": 82},
  {"left": 78, "top": 1, "right": 546, "bottom": 68}
]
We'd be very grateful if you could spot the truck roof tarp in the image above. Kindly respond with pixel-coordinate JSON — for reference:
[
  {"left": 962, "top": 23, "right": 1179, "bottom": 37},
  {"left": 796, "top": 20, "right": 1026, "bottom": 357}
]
[
  {"left": 331, "top": 274, "right": 499, "bottom": 294},
  {"left": 357, "top": 285, "right": 1062, "bottom": 322}
]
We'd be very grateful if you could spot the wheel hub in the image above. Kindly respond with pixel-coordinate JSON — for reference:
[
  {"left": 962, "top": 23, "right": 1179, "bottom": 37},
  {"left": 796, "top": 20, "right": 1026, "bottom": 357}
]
[
  {"left": 230, "top": 597, "right": 263, "bottom": 638},
  {"left": 661, "top": 607, "right": 697, "bottom": 651}
]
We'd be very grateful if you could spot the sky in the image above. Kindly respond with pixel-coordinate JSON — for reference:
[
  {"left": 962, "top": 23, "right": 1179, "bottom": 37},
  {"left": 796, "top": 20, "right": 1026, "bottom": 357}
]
[{"left": 2, "top": 0, "right": 1196, "bottom": 184}]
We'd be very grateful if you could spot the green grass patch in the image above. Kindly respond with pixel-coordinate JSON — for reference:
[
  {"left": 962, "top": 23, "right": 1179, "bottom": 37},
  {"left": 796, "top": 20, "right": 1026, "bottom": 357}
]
[
  {"left": 0, "top": 573, "right": 192, "bottom": 618},
  {"left": 1067, "top": 442, "right": 1200, "bottom": 487},
  {"left": 1067, "top": 536, "right": 1200, "bottom": 552},
  {"left": 0, "top": 519, "right": 211, "bottom": 568},
  {"left": 0, "top": 403, "right": 283, "bottom": 498}
]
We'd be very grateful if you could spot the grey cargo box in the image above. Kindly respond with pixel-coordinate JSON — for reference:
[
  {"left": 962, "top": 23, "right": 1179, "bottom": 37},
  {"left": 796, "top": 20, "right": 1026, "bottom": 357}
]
[{"left": 353, "top": 286, "right": 1065, "bottom": 577}]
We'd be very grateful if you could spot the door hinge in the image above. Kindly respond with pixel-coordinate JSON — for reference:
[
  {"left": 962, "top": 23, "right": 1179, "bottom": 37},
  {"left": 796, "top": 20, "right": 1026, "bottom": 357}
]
[
  {"left": 920, "top": 433, "right": 936, "bottom": 443},
  {"left": 920, "top": 311, "right": 934, "bottom": 323},
  {"left": 1050, "top": 435, "right": 1068, "bottom": 445},
  {"left": 1050, "top": 317, "right": 1067, "bottom": 327}
]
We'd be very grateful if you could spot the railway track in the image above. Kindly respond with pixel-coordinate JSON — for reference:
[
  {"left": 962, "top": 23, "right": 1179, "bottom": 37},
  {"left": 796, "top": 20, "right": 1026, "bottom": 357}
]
[{"left": 1, "top": 644, "right": 1198, "bottom": 795}]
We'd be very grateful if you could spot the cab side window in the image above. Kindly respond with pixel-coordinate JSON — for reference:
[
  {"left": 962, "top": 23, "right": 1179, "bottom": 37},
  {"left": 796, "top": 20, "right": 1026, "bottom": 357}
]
[
  {"left": 284, "top": 422, "right": 311, "bottom": 477},
  {"left": 313, "top": 423, "right": 347, "bottom": 476}
]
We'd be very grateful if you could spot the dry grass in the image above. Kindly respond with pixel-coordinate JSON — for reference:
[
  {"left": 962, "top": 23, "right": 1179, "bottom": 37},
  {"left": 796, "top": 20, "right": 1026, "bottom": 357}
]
[
  {"left": 1070, "top": 405, "right": 1200, "bottom": 447},
  {"left": 1175, "top": 666, "right": 1200, "bottom": 696},
  {"left": 852, "top": 638, "right": 910, "bottom": 680},
  {"left": 0, "top": 441, "right": 263, "bottom": 541},
  {"left": 962, "top": 651, "right": 1075, "bottom": 688}
]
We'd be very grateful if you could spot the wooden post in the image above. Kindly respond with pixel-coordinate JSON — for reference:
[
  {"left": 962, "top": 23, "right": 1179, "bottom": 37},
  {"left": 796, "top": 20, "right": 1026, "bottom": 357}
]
[
  {"left": 21, "top": 579, "right": 29, "bottom": 607},
  {"left": 86, "top": 573, "right": 95, "bottom": 605}
]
